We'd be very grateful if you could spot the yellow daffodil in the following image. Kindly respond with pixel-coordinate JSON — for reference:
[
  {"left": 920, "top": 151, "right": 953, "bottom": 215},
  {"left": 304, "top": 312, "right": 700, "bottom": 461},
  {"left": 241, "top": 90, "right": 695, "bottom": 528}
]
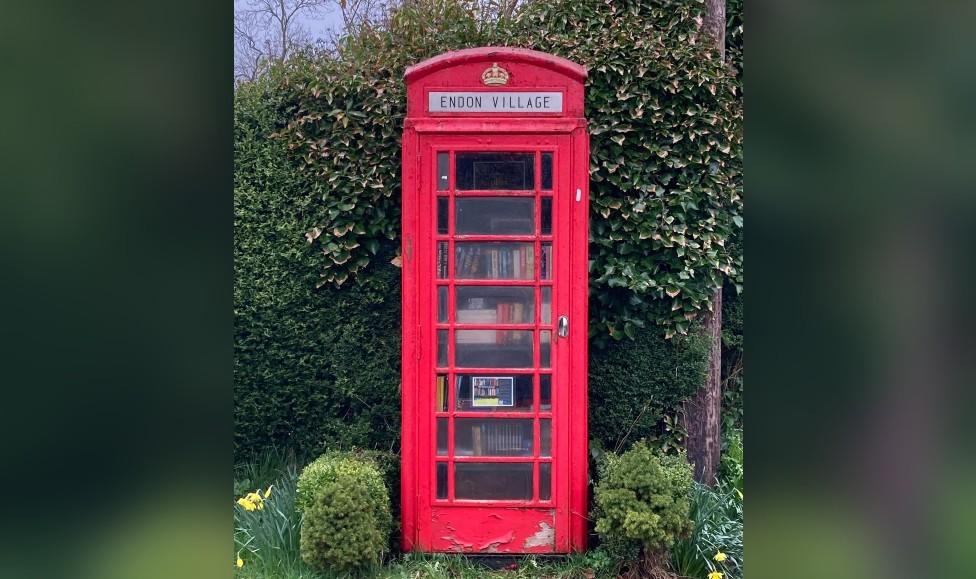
[
  {"left": 237, "top": 497, "right": 257, "bottom": 511},
  {"left": 708, "top": 571, "right": 723, "bottom": 579},
  {"left": 714, "top": 551, "right": 727, "bottom": 562},
  {"left": 236, "top": 555, "right": 244, "bottom": 568},
  {"left": 263, "top": 485, "right": 273, "bottom": 499},
  {"left": 244, "top": 492, "right": 265, "bottom": 510}
]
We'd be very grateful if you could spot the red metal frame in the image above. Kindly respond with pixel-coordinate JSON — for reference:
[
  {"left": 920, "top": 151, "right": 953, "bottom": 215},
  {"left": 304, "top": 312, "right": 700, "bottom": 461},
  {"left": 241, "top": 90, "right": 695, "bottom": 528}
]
[{"left": 401, "top": 47, "right": 588, "bottom": 554}]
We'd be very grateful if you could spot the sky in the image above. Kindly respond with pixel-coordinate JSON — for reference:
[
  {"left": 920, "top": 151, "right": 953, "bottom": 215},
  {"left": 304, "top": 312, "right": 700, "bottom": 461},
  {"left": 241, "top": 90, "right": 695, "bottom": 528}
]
[{"left": 234, "top": 0, "right": 347, "bottom": 46}]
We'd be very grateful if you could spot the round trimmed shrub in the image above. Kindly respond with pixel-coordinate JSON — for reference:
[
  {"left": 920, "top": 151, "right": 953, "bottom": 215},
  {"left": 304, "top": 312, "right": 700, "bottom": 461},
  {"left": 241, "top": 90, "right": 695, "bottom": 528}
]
[
  {"left": 594, "top": 441, "right": 693, "bottom": 557},
  {"left": 298, "top": 453, "right": 392, "bottom": 573}
]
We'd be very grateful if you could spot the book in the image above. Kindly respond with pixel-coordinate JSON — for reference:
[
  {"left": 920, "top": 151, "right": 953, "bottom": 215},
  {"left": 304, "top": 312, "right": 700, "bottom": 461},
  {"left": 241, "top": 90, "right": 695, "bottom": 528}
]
[{"left": 435, "top": 375, "right": 446, "bottom": 411}]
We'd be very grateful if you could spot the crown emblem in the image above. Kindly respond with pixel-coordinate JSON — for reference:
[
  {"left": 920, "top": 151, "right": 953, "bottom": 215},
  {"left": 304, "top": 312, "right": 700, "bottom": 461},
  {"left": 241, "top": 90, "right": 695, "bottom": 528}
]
[{"left": 481, "top": 62, "right": 509, "bottom": 86}]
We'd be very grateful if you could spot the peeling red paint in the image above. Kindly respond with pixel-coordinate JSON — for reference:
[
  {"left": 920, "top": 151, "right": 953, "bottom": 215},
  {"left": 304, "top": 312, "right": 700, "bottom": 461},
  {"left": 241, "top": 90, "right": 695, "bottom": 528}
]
[{"left": 523, "top": 521, "right": 555, "bottom": 549}]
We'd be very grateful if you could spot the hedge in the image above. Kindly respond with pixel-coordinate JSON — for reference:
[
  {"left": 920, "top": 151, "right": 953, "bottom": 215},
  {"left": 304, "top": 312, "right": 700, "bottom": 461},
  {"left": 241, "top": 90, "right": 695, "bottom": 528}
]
[{"left": 235, "top": 0, "right": 740, "bottom": 460}]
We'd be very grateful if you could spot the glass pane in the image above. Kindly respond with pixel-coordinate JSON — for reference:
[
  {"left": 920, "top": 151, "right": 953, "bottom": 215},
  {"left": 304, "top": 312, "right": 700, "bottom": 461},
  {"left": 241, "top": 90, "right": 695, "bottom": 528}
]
[
  {"left": 541, "top": 197, "right": 552, "bottom": 235},
  {"left": 539, "top": 463, "right": 551, "bottom": 500},
  {"left": 541, "top": 419, "right": 551, "bottom": 457},
  {"left": 540, "top": 374, "right": 551, "bottom": 411},
  {"left": 541, "top": 287, "right": 551, "bottom": 324},
  {"left": 454, "top": 418, "right": 533, "bottom": 456},
  {"left": 455, "top": 330, "right": 533, "bottom": 368},
  {"left": 455, "top": 463, "right": 532, "bottom": 500},
  {"left": 456, "top": 286, "right": 534, "bottom": 324},
  {"left": 437, "top": 197, "right": 449, "bottom": 234},
  {"left": 541, "top": 153, "right": 553, "bottom": 190},
  {"left": 455, "top": 242, "right": 534, "bottom": 279},
  {"left": 437, "top": 418, "right": 448, "bottom": 456},
  {"left": 540, "top": 331, "right": 551, "bottom": 368},
  {"left": 436, "top": 463, "right": 448, "bottom": 499},
  {"left": 437, "top": 241, "right": 448, "bottom": 278},
  {"left": 455, "top": 374, "right": 532, "bottom": 412},
  {"left": 455, "top": 197, "right": 534, "bottom": 235},
  {"left": 437, "top": 152, "right": 449, "bottom": 190},
  {"left": 436, "top": 374, "right": 448, "bottom": 412},
  {"left": 437, "top": 330, "right": 448, "bottom": 367},
  {"left": 541, "top": 243, "right": 552, "bottom": 280},
  {"left": 456, "top": 152, "right": 534, "bottom": 190},
  {"left": 437, "top": 287, "right": 448, "bottom": 323}
]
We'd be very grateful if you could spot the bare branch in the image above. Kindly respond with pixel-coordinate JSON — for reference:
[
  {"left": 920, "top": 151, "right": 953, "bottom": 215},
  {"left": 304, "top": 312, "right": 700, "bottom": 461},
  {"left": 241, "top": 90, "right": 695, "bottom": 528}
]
[{"left": 234, "top": 0, "right": 335, "bottom": 83}]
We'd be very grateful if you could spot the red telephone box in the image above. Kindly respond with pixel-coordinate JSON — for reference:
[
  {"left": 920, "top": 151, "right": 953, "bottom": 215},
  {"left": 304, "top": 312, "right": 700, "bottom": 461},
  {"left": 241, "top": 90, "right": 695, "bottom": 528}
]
[{"left": 400, "top": 47, "right": 589, "bottom": 554}]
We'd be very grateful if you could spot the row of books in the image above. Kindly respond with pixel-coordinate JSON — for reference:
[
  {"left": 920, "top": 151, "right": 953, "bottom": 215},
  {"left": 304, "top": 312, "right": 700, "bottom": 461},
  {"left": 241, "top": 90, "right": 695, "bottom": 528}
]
[
  {"left": 437, "top": 244, "right": 552, "bottom": 280},
  {"left": 456, "top": 245, "right": 534, "bottom": 279},
  {"left": 462, "top": 422, "right": 532, "bottom": 456}
]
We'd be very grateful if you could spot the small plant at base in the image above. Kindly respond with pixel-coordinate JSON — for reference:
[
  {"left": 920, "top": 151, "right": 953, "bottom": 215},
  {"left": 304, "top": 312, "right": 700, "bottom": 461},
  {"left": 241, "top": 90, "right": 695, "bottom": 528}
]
[
  {"left": 593, "top": 441, "right": 693, "bottom": 576},
  {"left": 298, "top": 452, "right": 392, "bottom": 574}
]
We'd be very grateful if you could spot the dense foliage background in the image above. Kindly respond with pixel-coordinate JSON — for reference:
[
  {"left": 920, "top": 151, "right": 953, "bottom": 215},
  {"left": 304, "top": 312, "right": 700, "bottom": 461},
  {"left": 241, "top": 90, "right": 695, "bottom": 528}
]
[{"left": 235, "top": 0, "right": 743, "bottom": 462}]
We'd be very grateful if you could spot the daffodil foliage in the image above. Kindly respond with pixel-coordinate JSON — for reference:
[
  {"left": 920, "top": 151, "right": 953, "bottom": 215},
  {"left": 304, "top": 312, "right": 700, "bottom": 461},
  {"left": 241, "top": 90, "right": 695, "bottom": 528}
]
[{"left": 271, "top": 0, "right": 741, "bottom": 341}]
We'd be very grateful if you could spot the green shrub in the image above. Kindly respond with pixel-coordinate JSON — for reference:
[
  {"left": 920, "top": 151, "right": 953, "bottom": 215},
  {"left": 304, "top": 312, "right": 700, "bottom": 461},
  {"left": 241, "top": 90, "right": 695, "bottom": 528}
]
[
  {"left": 589, "top": 325, "right": 709, "bottom": 452},
  {"left": 593, "top": 442, "right": 693, "bottom": 557},
  {"left": 298, "top": 453, "right": 393, "bottom": 573}
]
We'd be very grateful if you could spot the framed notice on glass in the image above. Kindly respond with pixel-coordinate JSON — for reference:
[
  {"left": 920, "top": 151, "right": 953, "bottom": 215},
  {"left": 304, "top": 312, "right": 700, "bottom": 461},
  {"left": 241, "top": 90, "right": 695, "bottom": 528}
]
[{"left": 471, "top": 376, "right": 514, "bottom": 407}]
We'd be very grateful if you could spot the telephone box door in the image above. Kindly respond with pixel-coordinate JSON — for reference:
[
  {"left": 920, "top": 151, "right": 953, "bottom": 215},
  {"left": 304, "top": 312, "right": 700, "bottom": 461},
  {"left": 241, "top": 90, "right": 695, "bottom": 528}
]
[{"left": 416, "top": 134, "right": 572, "bottom": 553}]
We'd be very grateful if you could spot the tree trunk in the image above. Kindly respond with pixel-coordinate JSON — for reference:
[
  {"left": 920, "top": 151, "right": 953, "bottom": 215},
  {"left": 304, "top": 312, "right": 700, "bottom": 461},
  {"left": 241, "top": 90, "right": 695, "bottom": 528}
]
[
  {"left": 703, "top": 0, "right": 726, "bottom": 60},
  {"left": 683, "top": 287, "right": 723, "bottom": 484},
  {"left": 683, "top": 0, "right": 726, "bottom": 487}
]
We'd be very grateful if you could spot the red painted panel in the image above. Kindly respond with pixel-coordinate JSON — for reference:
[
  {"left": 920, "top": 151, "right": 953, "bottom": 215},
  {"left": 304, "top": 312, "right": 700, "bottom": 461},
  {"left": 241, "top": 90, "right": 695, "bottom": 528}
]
[
  {"left": 428, "top": 506, "right": 557, "bottom": 553},
  {"left": 402, "top": 47, "right": 588, "bottom": 554}
]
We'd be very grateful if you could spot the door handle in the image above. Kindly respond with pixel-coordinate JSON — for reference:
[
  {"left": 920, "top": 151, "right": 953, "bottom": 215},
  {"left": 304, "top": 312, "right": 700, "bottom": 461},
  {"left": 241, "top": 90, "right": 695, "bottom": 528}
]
[{"left": 557, "top": 316, "right": 569, "bottom": 338}]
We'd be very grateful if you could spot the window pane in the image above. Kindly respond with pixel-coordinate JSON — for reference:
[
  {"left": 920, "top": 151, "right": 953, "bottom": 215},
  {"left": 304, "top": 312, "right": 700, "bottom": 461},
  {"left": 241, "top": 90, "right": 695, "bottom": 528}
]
[
  {"left": 540, "top": 331, "right": 551, "bottom": 368},
  {"left": 455, "top": 242, "right": 534, "bottom": 279},
  {"left": 455, "top": 197, "right": 534, "bottom": 235},
  {"left": 541, "top": 153, "right": 553, "bottom": 190},
  {"left": 437, "top": 418, "right": 448, "bottom": 456},
  {"left": 541, "top": 197, "right": 552, "bottom": 235},
  {"left": 436, "top": 463, "right": 448, "bottom": 499},
  {"left": 437, "top": 330, "right": 448, "bottom": 367},
  {"left": 437, "top": 197, "right": 449, "bottom": 234},
  {"left": 454, "top": 418, "right": 533, "bottom": 456},
  {"left": 455, "top": 374, "right": 532, "bottom": 412},
  {"left": 540, "top": 419, "right": 551, "bottom": 457},
  {"left": 456, "top": 286, "right": 534, "bottom": 324},
  {"left": 540, "top": 243, "right": 552, "bottom": 280},
  {"left": 437, "top": 287, "right": 448, "bottom": 323},
  {"left": 540, "top": 374, "right": 551, "bottom": 411},
  {"left": 437, "top": 241, "right": 448, "bottom": 278},
  {"left": 541, "top": 287, "right": 551, "bottom": 324},
  {"left": 456, "top": 152, "right": 534, "bottom": 190},
  {"left": 436, "top": 374, "right": 448, "bottom": 412},
  {"left": 437, "top": 152, "right": 449, "bottom": 190},
  {"left": 455, "top": 463, "right": 532, "bottom": 500},
  {"left": 455, "top": 330, "right": 533, "bottom": 368},
  {"left": 539, "top": 463, "right": 551, "bottom": 500}
]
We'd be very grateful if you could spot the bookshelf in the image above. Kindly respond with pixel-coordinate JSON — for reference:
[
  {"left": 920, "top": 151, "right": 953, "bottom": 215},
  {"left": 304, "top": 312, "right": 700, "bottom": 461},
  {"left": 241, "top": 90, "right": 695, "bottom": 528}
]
[
  {"left": 454, "top": 242, "right": 534, "bottom": 280},
  {"left": 454, "top": 418, "right": 533, "bottom": 456}
]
